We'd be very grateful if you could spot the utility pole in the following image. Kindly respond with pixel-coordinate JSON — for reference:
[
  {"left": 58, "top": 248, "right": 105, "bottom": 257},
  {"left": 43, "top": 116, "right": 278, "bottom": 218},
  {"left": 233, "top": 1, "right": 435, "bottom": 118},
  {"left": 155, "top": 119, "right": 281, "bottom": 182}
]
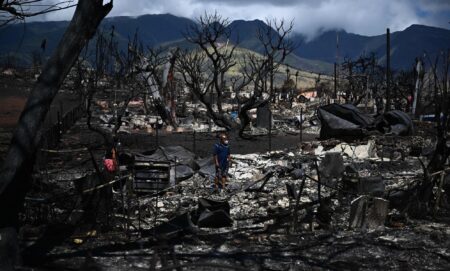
[
  {"left": 269, "top": 56, "right": 274, "bottom": 152},
  {"left": 413, "top": 58, "right": 423, "bottom": 116},
  {"left": 335, "top": 31, "right": 340, "bottom": 101},
  {"left": 270, "top": 56, "right": 275, "bottom": 103},
  {"left": 386, "top": 28, "right": 391, "bottom": 111}
]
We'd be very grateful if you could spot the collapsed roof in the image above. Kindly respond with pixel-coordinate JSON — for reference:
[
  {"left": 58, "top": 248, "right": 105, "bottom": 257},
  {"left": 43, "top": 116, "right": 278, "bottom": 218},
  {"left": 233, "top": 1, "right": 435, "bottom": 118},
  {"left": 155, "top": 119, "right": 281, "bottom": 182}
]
[{"left": 317, "top": 104, "right": 413, "bottom": 140}]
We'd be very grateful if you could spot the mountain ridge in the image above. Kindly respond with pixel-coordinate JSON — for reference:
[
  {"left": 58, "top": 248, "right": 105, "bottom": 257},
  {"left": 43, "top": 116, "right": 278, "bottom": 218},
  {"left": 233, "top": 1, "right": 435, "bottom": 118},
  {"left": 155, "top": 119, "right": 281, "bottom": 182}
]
[{"left": 1, "top": 13, "right": 449, "bottom": 74}]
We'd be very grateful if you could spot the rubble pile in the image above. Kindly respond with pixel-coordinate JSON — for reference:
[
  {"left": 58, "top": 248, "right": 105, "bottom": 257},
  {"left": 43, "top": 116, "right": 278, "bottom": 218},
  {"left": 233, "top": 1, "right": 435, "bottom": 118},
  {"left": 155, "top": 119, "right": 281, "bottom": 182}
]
[
  {"left": 10, "top": 87, "right": 449, "bottom": 269},
  {"left": 20, "top": 129, "right": 450, "bottom": 269},
  {"left": 317, "top": 103, "right": 414, "bottom": 140}
]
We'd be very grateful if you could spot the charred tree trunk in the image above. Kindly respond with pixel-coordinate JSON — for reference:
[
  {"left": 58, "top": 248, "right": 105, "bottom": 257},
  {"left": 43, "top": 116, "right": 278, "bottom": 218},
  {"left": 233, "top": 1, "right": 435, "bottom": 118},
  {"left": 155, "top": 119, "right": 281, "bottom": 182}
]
[
  {"left": 238, "top": 97, "right": 257, "bottom": 139},
  {"left": 417, "top": 53, "right": 450, "bottom": 213},
  {"left": 194, "top": 89, "right": 235, "bottom": 130},
  {"left": 238, "top": 97, "right": 270, "bottom": 139},
  {"left": 0, "top": 0, "right": 113, "bottom": 231},
  {"left": 166, "top": 50, "right": 179, "bottom": 127}
]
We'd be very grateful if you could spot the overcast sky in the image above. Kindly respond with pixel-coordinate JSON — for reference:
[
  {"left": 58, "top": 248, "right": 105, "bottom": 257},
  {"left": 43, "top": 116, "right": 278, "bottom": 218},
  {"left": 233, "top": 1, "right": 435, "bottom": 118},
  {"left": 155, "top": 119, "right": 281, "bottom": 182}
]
[{"left": 35, "top": 0, "right": 450, "bottom": 40}]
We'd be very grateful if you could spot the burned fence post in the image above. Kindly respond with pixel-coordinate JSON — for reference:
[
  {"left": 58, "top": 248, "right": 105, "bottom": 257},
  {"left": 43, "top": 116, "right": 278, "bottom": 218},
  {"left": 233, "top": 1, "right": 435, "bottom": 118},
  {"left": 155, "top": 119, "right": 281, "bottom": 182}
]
[
  {"left": 434, "top": 171, "right": 446, "bottom": 215},
  {"left": 269, "top": 109, "right": 272, "bottom": 152},
  {"left": 292, "top": 176, "right": 307, "bottom": 232},
  {"left": 174, "top": 157, "right": 178, "bottom": 187},
  {"left": 300, "top": 107, "right": 303, "bottom": 144},
  {"left": 314, "top": 159, "right": 322, "bottom": 203}
]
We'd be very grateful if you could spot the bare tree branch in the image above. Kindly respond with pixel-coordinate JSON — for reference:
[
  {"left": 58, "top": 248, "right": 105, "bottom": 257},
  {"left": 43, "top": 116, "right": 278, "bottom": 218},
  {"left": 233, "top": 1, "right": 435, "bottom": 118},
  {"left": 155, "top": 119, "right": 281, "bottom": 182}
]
[{"left": 0, "top": 0, "right": 77, "bottom": 26}]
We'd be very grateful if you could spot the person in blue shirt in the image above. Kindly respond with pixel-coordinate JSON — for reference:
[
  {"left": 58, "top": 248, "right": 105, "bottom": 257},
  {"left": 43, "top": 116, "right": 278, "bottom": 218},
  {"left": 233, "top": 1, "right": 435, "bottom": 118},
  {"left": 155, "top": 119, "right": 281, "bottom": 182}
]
[{"left": 213, "top": 133, "right": 231, "bottom": 191}]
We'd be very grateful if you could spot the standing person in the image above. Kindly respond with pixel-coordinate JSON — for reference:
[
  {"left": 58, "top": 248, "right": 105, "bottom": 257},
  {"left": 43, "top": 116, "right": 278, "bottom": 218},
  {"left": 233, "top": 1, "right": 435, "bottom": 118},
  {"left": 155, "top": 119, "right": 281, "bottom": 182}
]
[
  {"left": 103, "top": 141, "right": 118, "bottom": 176},
  {"left": 213, "top": 133, "right": 231, "bottom": 191},
  {"left": 103, "top": 138, "right": 121, "bottom": 191}
]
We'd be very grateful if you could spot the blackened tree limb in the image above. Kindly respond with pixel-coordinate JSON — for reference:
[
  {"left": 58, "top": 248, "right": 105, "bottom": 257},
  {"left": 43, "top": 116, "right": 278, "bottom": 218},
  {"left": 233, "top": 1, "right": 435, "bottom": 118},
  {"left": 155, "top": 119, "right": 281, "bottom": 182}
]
[
  {"left": 0, "top": 0, "right": 113, "bottom": 228},
  {"left": 0, "top": 0, "right": 77, "bottom": 26},
  {"left": 179, "top": 12, "right": 238, "bottom": 130}
]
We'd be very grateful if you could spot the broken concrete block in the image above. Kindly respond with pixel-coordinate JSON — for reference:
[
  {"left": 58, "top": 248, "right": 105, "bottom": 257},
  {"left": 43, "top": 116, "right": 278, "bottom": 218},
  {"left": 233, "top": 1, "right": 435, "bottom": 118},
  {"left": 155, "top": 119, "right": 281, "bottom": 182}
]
[
  {"left": 315, "top": 141, "right": 376, "bottom": 159},
  {"left": 277, "top": 198, "right": 289, "bottom": 208},
  {"left": 349, "top": 196, "right": 389, "bottom": 229},
  {"left": 358, "top": 176, "right": 385, "bottom": 197}
]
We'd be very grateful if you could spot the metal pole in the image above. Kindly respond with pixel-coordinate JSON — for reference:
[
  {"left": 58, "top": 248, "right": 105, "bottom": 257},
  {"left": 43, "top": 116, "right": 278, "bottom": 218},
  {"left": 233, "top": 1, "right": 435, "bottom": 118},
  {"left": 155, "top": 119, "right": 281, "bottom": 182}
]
[
  {"left": 269, "top": 55, "right": 274, "bottom": 152},
  {"left": 386, "top": 28, "right": 391, "bottom": 111},
  {"left": 336, "top": 31, "right": 340, "bottom": 102},
  {"left": 334, "top": 62, "right": 337, "bottom": 102},
  {"left": 174, "top": 157, "right": 177, "bottom": 187},
  {"left": 365, "top": 75, "right": 369, "bottom": 112},
  {"left": 156, "top": 122, "right": 159, "bottom": 148},
  {"left": 270, "top": 57, "right": 274, "bottom": 103}
]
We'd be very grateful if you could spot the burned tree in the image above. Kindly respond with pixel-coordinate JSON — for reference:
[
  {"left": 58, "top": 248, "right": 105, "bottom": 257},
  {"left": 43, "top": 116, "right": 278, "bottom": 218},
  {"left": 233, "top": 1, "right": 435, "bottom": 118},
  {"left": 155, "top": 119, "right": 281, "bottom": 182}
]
[
  {"left": 162, "top": 48, "right": 180, "bottom": 125},
  {"left": 84, "top": 28, "right": 137, "bottom": 146},
  {"left": 337, "top": 53, "right": 387, "bottom": 113},
  {"left": 237, "top": 19, "right": 296, "bottom": 137},
  {"left": 134, "top": 46, "right": 179, "bottom": 128},
  {"left": 340, "top": 55, "right": 373, "bottom": 106},
  {"left": 425, "top": 51, "right": 450, "bottom": 177},
  {"left": 405, "top": 50, "right": 450, "bottom": 217},
  {"left": 178, "top": 14, "right": 295, "bottom": 137},
  {"left": 177, "top": 12, "right": 238, "bottom": 130},
  {"left": 392, "top": 69, "right": 415, "bottom": 112},
  {"left": 0, "top": 1, "right": 113, "bottom": 265}
]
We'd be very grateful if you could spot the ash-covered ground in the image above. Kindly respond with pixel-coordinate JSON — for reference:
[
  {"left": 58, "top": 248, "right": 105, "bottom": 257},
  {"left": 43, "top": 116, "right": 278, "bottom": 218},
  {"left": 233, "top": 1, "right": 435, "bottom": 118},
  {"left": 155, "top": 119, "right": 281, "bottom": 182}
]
[
  {"left": 19, "top": 123, "right": 450, "bottom": 270},
  {"left": 2, "top": 73, "right": 449, "bottom": 271}
]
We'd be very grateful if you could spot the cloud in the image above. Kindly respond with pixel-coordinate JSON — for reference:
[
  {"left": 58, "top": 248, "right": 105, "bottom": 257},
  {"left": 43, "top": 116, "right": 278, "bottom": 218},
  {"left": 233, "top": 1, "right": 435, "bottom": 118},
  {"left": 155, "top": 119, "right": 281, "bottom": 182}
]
[{"left": 31, "top": 0, "right": 450, "bottom": 40}]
